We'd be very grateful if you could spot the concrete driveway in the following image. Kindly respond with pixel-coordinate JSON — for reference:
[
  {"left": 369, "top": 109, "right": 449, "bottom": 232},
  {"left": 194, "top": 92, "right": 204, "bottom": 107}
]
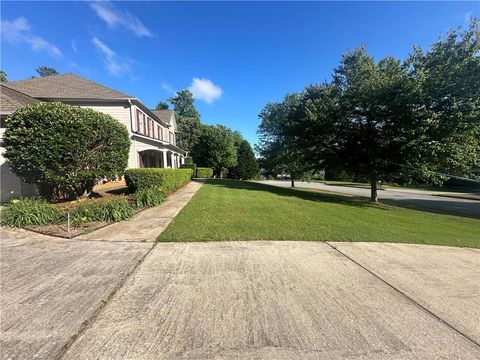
[
  {"left": 259, "top": 180, "right": 480, "bottom": 218},
  {"left": 2, "top": 230, "right": 479, "bottom": 359},
  {"left": 0, "top": 229, "right": 153, "bottom": 360}
]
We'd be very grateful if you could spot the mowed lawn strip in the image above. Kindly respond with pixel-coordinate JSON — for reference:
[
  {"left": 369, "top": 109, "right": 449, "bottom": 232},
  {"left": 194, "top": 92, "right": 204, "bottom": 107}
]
[{"left": 158, "top": 179, "right": 480, "bottom": 247}]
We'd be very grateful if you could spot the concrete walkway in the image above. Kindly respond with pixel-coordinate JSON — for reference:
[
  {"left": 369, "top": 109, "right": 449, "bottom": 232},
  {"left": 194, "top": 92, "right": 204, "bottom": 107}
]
[
  {"left": 77, "top": 180, "right": 204, "bottom": 242},
  {"left": 259, "top": 180, "right": 480, "bottom": 218}
]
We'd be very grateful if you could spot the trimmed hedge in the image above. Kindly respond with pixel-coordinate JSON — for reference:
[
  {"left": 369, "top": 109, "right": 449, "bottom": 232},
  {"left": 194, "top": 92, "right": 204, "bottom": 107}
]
[
  {"left": 181, "top": 163, "right": 196, "bottom": 179},
  {"left": 124, "top": 168, "right": 193, "bottom": 193},
  {"left": 1, "top": 198, "right": 62, "bottom": 227},
  {"left": 196, "top": 167, "right": 213, "bottom": 178}
]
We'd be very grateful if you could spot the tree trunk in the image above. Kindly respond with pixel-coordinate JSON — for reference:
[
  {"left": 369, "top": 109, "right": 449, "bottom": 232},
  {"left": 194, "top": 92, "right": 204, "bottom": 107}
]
[
  {"left": 291, "top": 179, "right": 295, "bottom": 188},
  {"left": 370, "top": 178, "right": 378, "bottom": 203}
]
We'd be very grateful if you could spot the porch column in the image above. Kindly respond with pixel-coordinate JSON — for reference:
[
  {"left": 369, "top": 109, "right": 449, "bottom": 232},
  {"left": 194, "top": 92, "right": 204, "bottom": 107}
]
[
  {"left": 180, "top": 156, "right": 184, "bottom": 166},
  {"left": 170, "top": 152, "right": 175, "bottom": 169},
  {"left": 162, "top": 151, "right": 168, "bottom": 169}
]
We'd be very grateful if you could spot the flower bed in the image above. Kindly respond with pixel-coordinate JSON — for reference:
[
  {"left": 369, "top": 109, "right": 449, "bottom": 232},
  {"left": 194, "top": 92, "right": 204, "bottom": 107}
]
[{"left": 0, "top": 182, "right": 169, "bottom": 238}]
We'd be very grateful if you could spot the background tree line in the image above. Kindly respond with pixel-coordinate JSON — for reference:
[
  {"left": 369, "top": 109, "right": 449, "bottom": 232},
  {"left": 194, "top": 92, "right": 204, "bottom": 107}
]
[
  {"left": 256, "top": 20, "right": 480, "bottom": 201},
  {"left": 157, "top": 90, "right": 259, "bottom": 179}
]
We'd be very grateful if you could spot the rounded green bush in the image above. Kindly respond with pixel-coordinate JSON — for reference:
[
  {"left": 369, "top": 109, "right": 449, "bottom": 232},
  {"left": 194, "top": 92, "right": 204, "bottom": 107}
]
[
  {"left": 3, "top": 102, "right": 130, "bottom": 200},
  {"left": 1, "top": 198, "right": 62, "bottom": 227}
]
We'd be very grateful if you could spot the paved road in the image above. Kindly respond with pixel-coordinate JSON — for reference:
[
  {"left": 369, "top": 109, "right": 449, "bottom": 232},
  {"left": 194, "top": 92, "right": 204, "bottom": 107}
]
[
  {"left": 259, "top": 180, "right": 480, "bottom": 218},
  {"left": 2, "top": 229, "right": 479, "bottom": 359}
]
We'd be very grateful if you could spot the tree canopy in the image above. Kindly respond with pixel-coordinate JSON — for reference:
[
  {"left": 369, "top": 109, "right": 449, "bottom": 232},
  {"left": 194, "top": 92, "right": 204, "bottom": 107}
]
[
  {"left": 35, "top": 66, "right": 59, "bottom": 77},
  {"left": 166, "top": 90, "right": 202, "bottom": 152},
  {"left": 0, "top": 70, "right": 7, "bottom": 82},
  {"left": 155, "top": 101, "right": 169, "bottom": 110},
  {"left": 192, "top": 125, "right": 238, "bottom": 178},
  {"left": 228, "top": 139, "right": 259, "bottom": 180},
  {"left": 168, "top": 90, "right": 200, "bottom": 119},
  {"left": 257, "top": 20, "right": 480, "bottom": 201}
]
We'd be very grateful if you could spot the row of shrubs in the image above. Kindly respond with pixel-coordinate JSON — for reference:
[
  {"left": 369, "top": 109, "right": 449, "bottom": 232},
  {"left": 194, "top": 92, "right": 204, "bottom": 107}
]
[
  {"left": 180, "top": 163, "right": 213, "bottom": 179},
  {"left": 196, "top": 167, "right": 213, "bottom": 178},
  {"left": 124, "top": 168, "right": 193, "bottom": 193},
  {"left": 1, "top": 169, "right": 191, "bottom": 228}
]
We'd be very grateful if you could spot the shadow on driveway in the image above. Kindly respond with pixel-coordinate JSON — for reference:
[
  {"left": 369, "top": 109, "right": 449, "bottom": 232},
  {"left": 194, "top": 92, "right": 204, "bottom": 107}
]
[{"left": 381, "top": 197, "right": 480, "bottom": 219}]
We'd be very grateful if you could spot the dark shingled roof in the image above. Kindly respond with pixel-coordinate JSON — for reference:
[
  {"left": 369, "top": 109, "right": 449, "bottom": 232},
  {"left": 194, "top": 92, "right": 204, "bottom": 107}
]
[
  {"left": 4, "top": 73, "right": 134, "bottom": 100},
  {"left": 1, "top": 84, "right": 39, "bottom": 113},
  {"left": 150, "top": 109, "right": 174, "bottom": 125}
]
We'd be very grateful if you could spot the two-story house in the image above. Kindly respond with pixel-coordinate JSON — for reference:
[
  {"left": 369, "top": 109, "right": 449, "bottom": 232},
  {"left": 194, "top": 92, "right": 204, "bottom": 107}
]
[{"left": 0, "top": 73, "right": 186, "bottom": 202}]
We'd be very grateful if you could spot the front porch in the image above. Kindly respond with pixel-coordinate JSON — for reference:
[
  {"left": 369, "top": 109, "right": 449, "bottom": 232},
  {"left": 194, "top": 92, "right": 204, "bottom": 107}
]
[{"left": 139, "top": 149, "right": 184, "bottom": 169}]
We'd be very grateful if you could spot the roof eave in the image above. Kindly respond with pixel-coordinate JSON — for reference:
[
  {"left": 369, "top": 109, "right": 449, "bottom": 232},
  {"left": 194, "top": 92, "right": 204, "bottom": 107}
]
[{"left": 131, "top": 99, "right": 170, "bottom": 127}]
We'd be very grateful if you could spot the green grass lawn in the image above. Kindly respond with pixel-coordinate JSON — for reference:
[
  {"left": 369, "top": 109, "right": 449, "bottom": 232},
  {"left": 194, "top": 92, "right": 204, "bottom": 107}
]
[{"left": 159, "top": 179, "right": 480, "bottom": 247}]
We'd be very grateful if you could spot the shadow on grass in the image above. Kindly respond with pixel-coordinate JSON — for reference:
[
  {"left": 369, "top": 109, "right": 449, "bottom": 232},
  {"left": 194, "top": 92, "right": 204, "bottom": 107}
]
[
  {"left": 207, "top": 179, "right": 480, "bottom": 219},
  {"left": 206, "top": 179, "right": 376, "bottom": 209}
]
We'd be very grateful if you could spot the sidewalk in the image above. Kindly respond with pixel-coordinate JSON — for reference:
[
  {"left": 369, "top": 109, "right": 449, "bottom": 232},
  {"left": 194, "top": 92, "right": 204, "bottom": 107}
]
[{"left": 77, "top": 180, "right": 204, "bottom": 242}]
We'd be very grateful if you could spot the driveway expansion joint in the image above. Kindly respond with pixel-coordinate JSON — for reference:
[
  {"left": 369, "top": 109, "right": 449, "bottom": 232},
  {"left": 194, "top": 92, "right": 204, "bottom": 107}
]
[
  {"left": 325, "top": 241, "right": 480, "bottom": 349},
  {"left": 57, "top": 241, "right": 158, "bottom": 360}
]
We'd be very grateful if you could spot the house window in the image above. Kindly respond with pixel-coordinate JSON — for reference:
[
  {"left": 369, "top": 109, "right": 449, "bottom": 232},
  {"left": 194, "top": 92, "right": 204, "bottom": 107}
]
[
  {"left": 136, "top": 110, "right": 146, "bottom": 134},
  {"left": 147, "top": 118, "right": 153, "bottom": 137},
  {"left": 157, "top": 125, "right": 162, "bottom": 140}
]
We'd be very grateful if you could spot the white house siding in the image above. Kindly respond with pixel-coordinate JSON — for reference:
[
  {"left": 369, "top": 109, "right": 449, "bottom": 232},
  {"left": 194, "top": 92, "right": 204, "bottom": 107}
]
[{"left": 80, "top": 104, "right": 132, "bottom": 131}]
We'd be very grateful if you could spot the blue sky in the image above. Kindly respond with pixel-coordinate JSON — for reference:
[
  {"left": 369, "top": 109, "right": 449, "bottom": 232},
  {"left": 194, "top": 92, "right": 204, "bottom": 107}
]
[{"left": 1, "top": 1, "right": 478, "bottom": 146}]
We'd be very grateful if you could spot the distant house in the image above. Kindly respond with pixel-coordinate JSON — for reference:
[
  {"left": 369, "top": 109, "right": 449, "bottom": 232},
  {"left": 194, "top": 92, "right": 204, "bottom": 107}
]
[{"left": 0, "top": 74, "right": 186, "bottom": 202}]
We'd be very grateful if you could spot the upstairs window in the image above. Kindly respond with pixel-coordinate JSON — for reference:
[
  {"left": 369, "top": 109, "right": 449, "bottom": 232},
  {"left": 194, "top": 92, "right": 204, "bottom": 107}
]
[
  {"left": 147, "top": 118, "right": 153, "bottom": 138},
  {"left": 136, "top": 110, "right": 146, "bottom": 135},
  {"left": 157, "top": 125, "right": 162, "bottom": 140}
]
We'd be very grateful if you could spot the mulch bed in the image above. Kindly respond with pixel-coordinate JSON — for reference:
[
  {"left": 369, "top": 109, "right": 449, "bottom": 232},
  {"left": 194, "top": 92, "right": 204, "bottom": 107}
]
[
  {"left": 24, "top": 205, "right": 146, "bottom": 239},
  {"left": 26, "top": 221, "right": 110, "bottom": 239}
]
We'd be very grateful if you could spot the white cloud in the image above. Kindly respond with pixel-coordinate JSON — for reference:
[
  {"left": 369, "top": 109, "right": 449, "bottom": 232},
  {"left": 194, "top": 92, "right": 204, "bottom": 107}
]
[
  {"left": 0, "top": 17, "right": 62, "bottom": 59},
  {"left": 161, "top": 82, "right": 175, "bottom": 94},
  {"left": 90, "top": 1, "right": 153, "bottom": 38},
  {"left": 71, "top": 39, "right": 78, "bottom": 53},
  {"left": 188, "top": 78, "right": 222, "bottom": 104},
  {"left": 92, "top": 37, "right": 130, "bottom": 76}
]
